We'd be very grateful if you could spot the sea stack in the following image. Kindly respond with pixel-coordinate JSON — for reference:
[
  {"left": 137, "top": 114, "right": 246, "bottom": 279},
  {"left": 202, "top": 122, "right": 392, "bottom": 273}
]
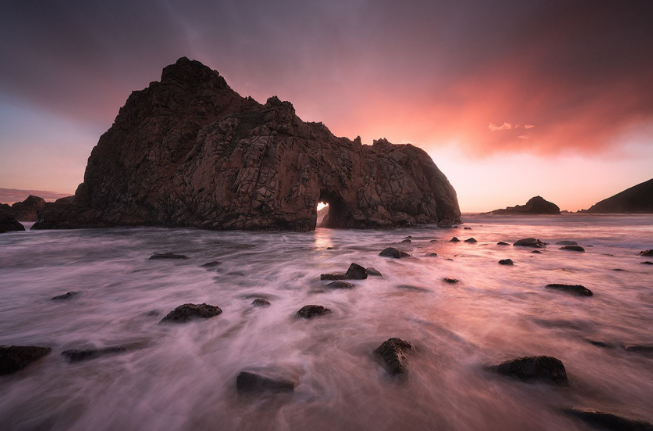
[
  {"left": 586, "top": 178, "right": 653, "bottom": 213},
  {"left": 32, "top": 58, "right": 460, "bottom": 231},
  {"left": 487, "top": 196, "right": 560, "bottom": 215}
]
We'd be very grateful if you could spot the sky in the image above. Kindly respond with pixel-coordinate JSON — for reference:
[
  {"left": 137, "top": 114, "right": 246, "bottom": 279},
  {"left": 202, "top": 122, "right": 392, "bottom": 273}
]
[{"left": 1, "top": 0, "right": 652, "bottom": 211}]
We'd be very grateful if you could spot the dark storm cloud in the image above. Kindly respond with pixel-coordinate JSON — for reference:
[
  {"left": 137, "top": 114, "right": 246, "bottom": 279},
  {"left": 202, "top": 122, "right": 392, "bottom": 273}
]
[{"left": 1, "top": 0, "right": 652, "bottom": 154}]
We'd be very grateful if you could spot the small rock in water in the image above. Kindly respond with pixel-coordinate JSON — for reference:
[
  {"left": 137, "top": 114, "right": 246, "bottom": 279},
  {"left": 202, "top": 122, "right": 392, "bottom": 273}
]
[
  {"left": 366, "top": 267, "right": 383, "bottom": 277},
  {"left": 160, "top": 303, "right": 222, "bottom": 323},
  {"left": 327, "top": 281, "right": 355, "bottom": 289},
  {"left": 0, "top": 345, "right": 51, "bottom": 375},
  {"left": 425, "top": 253, "right": 438, "bottom": 257},
  {"left": 379, "top": 247, "right": 411, "bottom": 258},
  {"left": 586, "top": 339, "right": 614, "bottom": 349},
  {"left": 443, "top": 278, "right": 459, "bottom": 284},
  {"left": 464, "top": 238, "right": 477, "bottom": 243},
  {"left": 326, "top": 246, "right": 334, "bottom": 250},
  {"left": 345, "top": 263, "right": 368, "bottom": 279},
  {"left": 149, "top": 252, "right": 189, "bottom": 260},
  {"left": 642, "top": 261, "right": 653, "bottom": 265},
  {"left": 236, "top": 371, "right": 296, "bottom": 394},
  {"left": 146, "top": 310, "right": 160, "bottom": 316},
  {"left": 497, "top": 241, "right": 509, "bottom": 246},
  {"left": 514, "top": 238, "right": 546, "bottom": 248},
  {"left": 563, "top": 407, "right": 653, "bottom": 431},
  {"left": 62, "top": 342, "right": 148, "bottom": 363},
  {"left": 464, "top": 227, "right": 472, "bottom": 230},
  {"left": 490, "top": 355, "right": 567, "bottom": 384},
  {"left": 499, "top": 259, "right": 514, "bottom": 265},
  {"left": 401, "top": 239, "right": 411, "bottom": 243},
  {"left": 252, "top": 298, "right": 271, "bottom": 307},
  {"left": 561, "top": 245, "right": 585, "bottom": 252},
  {"left": 200, "top": 261, "right": 220, "bottom": 268},
  {"left": 545, "top": 284, "right": 593, "bottom": 296},
  {"left": 296, "top": 305, "right": 331, "bottom": 319},
  {"left": 532, "top": 250, "right": 542, "bottom": 254},
  {"left": 556, "top": 241, "right": 578, "bottom": 246},
  {"left": 639, "top": 249, "right": 653, "bottom": 257},
  {"left": 613, "top": 268, "right": 625, "bottom": 272},
  {"left": 320, "top": 273, "right": 348, "bottom": 280},
  {"left": 405, "top": 235, "right": 412, "bottom": 239},
  {"left": 396, "top": 284, "right": 429, "bottom": 292},
  {"left": 52, "top": 291, "right": 79, "bottom": 301},
  {"left": 373, "top": 338, "right": 414, "bottom": 375},
  {"left": 430, "top": 239, "right": 438, "bottom": 243},
  {"left": 450, "top": 237, "right": 460, "bottom": 243},
  {"left": 623, "top": 345, "right": 653, "bottom": 355}
]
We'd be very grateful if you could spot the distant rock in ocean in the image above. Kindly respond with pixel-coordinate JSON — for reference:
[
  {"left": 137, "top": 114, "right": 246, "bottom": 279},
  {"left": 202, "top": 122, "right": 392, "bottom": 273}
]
[
  {"left": 33, "top": 57, "right": 460, "bottom": 231},
  {"left": 0, "top": 195, "right": 46, "bottom": 222},
  {"left": 585, "top": 178, "right": 653, "bottom": 213},
  {"left": 487, "top": 196, "right": 560, "bottom": 215}
]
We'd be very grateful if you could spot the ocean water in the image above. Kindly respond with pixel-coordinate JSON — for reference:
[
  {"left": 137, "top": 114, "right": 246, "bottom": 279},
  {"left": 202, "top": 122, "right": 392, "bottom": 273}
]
[{"left": 0, "top": 215, "right": 652, "bottom": 431}]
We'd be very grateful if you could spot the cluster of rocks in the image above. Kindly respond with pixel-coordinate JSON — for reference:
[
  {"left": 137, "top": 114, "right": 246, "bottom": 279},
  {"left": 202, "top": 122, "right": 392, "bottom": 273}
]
[{"left": 0, "top": 195, "right": 46, "bottom": 222}]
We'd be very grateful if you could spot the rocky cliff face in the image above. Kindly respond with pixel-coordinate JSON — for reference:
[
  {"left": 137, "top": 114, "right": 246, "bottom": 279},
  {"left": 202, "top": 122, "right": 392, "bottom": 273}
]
[
  {"left": 586, "top": 179, "right": 653, "bottom": 213},
  {"left": 488, "top": 196, "right": 560, "bottom": 215},
  {"left": 33, "top": 57, "right": 460, "bottom": 231},
  {"left": 0, "top": 195, "right": 46, "bottom": 221}
]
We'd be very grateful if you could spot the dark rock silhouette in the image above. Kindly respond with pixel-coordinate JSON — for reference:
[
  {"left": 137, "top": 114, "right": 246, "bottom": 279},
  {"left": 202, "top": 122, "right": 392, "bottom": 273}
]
[
  {"left": 545, "top": 284, "right": 593, "bottom": 296},
  {"left": 160, "top": 303, "right": 222, "bottom": 323},
  {"left": 443, "top": 278, "right": 459, "bottom": 284},
  {"left": 499, "top": 259, "right": 514, "bottom": 265},
  {"left": 563, "top": 407, "right": 653, "bottom": 431},
  {"left": 490, "top": 355, "right": 567, "bottom": 384},
  {"left": 320, "top": 273, "right": 347, "bottom": 280},
  {"left": 0, "top": 210, "right": 25, "bottom": 233},
  {"left": 586, "top": 178, "right": 653, "bottom": 213},
  {"left": 345, "top": 263, "right": 367, "bottom": 280},
  {"left": 556, "top": 240, "right": 578, "bottom": 246},
  {"left": 0, "top": 345, "right": 51, "bottom": 375},
  {"left": 327, "top": 281, "right": 355, "bottom": 289},
  {"left": 450, "top": 237, "right": 460, "bottom": 242},
  {"left": 374, "top": 338, "right": 414, "bottom": 375},
  {"left": 464, "top": 238, "right": 477, "bottom": 243},
  {"left": 236, "top": 371, "right": 296, "bottom": 394},
  {"left": 497, "top": 241, "right": 509, "bottom": 246},
  {"left": 32, "top": 57, "right": 460, "bottom": 231},
  {"left": 487, "top": 196, "right": 560, "bottom": 215},
  {"left": 0, "top": 195, "right": 46, "bottom": 222},
  {"left": 367, "top": 267, "right": 383, "bottom": 277},
  {"left": 639, "top": 250, "right": 653, "bottom": 257},
  {"left": 296, "top": 305, "right": 331, "bottom": 319}
]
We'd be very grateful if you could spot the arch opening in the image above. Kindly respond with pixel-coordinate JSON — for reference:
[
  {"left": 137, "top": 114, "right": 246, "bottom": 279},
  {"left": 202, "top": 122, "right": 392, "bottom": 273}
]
[{"left": 316, "top": 190, "right": 352, "bottom": 229}]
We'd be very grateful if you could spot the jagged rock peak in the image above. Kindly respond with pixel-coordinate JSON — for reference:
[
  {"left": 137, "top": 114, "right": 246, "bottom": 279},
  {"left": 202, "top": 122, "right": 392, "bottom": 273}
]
[{"left": 34, "top": 57, "right": 461, "bottom": 231}]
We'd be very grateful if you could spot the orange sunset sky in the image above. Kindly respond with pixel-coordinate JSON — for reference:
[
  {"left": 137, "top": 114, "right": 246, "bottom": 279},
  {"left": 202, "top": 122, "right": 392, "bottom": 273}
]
[{"left": 1, "top": 1, "right": 652, "bottom": 211}]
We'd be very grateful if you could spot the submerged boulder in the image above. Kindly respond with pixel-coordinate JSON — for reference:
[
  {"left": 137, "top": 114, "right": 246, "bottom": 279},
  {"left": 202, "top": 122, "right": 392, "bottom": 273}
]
[
  {"left": 252, "top": 298, "right": 271, "bottom": 307},
  {"left": 366, "top": 267, "right": 383, "bottom": 277},
  {"left": 236, "top": 371, "right": 296, "bottom": 394},
  {"left": 563, "top": 407, "right": 653, "bottom": 431},
  {"left": 497, "top": 241, "right": 509, "bottom": 246},
  {"left": 62, "top": 342, "right": 148, "bottom": 362},
  {"left": 327, "top": 281, "right": 355, "bottom": 289},
  {"left": 296, "top": 305, "right": 331, "bottom": 319},
  {"left": 464, "top": 238, "right": 477, "bottom": 243},
  {"left": 623, "top": 345, "right": 653, "bottom": 355},
  {"left": 374, "top": 338, "right": 414, "bottom": 375},
  {"left": 639, "top": 250, "right": 653, "bottom": 257},
  {"left": 379, "top": 247, "right": 411, "bottom": 258},
  {"left": 443, "top": 278, "right": 459, "bottom": 284},
  {"left": 450, "top": 237, "right": 460, "bottom": 243},
  {"left": 560, "top": 245, "right": 585, "bottom": 252},
  {"left": 545, "top": 284, "right": 593, "bottom": 296},
  {"left": 320, "top": 273, "right": 348, "bottom": 280},
  {"left": 52, "top": 291, "right": 79, "bottom": 301},
  {"left": 200, "top": 261, "right": 220, "bottom": 268},
  {"left": 556, "top": 240, "right": 578, "bottom": 246},
  {"left": 514, "top": 238, "right": 546, "bottom": 248},
  {"left": 490, "top": 355, "right": 568, "bottom": 384},
  {"left": 160, "top": 303, "right": 222, "bottom": 323},
  {"left": 499, "top": 259, "right": 514, "bottom": 265},
  {"left": 150, "top": 253, "right": 189, "bottom": 260},
  {"left": 32, "top": 58, "right": 460, "bottom": 232},
  {"left": 0, "top": 345, "right": 51, "bottom": 375}
]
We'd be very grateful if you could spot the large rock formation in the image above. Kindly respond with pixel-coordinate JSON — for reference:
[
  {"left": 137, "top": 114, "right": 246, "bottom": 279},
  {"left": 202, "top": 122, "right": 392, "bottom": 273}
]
[
  {"left": 586, "top": 178, "right": 653, "bottom": 213},
  {"left": 33, "top": 57, "right": 460, "bottom": 231},
  {"left": 0, "top": 195, "right": 46, "bottom": 221},
  {"left": 487, "top": 196, "right": 560, "bottom": 215}
]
